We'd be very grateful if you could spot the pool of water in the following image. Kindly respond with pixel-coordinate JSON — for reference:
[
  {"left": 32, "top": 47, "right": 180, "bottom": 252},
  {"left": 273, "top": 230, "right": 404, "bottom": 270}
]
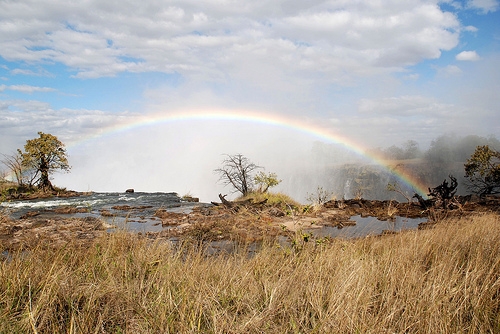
[{"left": 306, "top": 215, "right": 428, "bottom": 239}]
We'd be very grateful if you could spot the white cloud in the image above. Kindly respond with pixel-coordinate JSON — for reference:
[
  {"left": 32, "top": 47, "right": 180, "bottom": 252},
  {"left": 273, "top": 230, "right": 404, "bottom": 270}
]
[
  {"left": 467, "top": 0, "right": 499, "bottom": 13},
  {"left": 464, "top": 25, "right": 479, "bottom": 32},
  {"left": 0, "top": 101, "right": 140, "bottom": 148},
  {"left": 357, "top": 96, "right": 453, "bottom": 117},
  {"left": 403, "top": 73, "right": 420, "bottom": 80},
  {"left": 11, "top": 69, "right": 39, "bottom": 75},
  {"left": 0, "top": 0, "right": 460, "bottom": 82},
  {"left": 10, "top": 68, "right": 53, "bottom": 76},
  {"left": 436, "top": 64, "right": 463, "bottom": 76},
  {"left": 0, "top": 2, "right": 498, "bottom": 153},
  {"left": 0, "top": 84, "right": 56, "bottom": 93},
  {"left": 456, "top": 50, "right": 481, "bottom": 61}
]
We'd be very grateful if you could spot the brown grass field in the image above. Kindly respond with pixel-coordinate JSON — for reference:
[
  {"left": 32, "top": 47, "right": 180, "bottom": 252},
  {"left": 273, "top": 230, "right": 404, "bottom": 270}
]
[{"left": 1, "top": 212, "right": 499, "bottom": 333}]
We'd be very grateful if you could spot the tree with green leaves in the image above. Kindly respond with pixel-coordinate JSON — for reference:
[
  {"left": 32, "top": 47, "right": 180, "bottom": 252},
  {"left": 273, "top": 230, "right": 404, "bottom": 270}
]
[
  {"left": 464, "top": 145, "right": 500, "bottom": 196},
  {"left": 19, "top": 132, "right": 71, "bottom": 191},
  {"left": 254, "top": 171, "right": 281, "bottom": 193}
]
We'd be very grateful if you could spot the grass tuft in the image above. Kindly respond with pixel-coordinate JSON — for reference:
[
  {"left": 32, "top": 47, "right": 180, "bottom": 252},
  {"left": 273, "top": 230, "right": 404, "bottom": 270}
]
[{"left": 239, "top": 191, "right": 302, "bottom": 210}]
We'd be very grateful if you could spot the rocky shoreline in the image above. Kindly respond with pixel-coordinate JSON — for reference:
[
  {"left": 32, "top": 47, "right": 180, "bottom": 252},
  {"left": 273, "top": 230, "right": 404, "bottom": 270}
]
[
  {"left": 1, "top": 193, "right": 499, "bottom": 251},
  {"left": 2, "top": 188, "right": 90, "bottom": 201}
]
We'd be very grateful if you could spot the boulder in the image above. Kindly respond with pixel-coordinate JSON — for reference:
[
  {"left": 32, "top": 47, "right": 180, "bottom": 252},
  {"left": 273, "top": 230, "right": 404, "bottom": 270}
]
[
  {"left": 125, "top": 188, "right": 134, "bottom": 193},
  {"left": 182, "top": 196, "right": 199, "bottom": 202}
]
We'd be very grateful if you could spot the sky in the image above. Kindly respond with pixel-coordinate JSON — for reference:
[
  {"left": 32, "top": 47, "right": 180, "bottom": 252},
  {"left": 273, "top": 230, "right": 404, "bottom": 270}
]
[{"left": 1, "top": 0, "right": 499, "bottom": 200}]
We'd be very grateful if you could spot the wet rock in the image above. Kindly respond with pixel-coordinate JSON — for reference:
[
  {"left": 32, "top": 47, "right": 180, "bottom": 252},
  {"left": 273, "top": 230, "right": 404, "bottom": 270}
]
[
  {"left": 125, "top": 189, "right": 134, "bottom": 193},
  {"left": 53, "top": 206, "right": 89, "bottom": 214},
  {"left": 56, "top": 191, "right": 82, "bottom": 198},
  {"left": 154, "top": 210, "right": 188, "bottom": 226},
  {"left": 20, "top": 211, "right": 40, "bottom": 219},
  {"left": 111, "top": 205, "right": 153, "bottom": 211},
  {"left": 182, "top": 196, "right": 199, "bottom": 202},
  {"left": 100, "top": 209, "right": 114, "bottom": 217},
  {"left": 337, "top": 220, "right": 356, "bottom": 229}
]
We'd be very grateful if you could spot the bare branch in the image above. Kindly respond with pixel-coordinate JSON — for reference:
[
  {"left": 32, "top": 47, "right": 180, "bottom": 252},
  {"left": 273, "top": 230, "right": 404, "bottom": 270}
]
[{"left": 214, "top": 154, "right": 261, "bottom": 196}]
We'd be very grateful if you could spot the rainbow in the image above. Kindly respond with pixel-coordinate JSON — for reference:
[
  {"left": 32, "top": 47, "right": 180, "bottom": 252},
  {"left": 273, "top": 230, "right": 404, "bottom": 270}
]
[{"left": 67, "top": 108, "right": 429, "bottom": 196}]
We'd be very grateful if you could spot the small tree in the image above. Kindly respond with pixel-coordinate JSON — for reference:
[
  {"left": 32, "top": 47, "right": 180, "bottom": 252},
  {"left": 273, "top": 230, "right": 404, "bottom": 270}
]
[
  {"left": 387, "top": 182, "right": 412, "bottom": 203},
  {"left": 427, "top": 175, "right": 458, "bottom": 209},
  {"left": 306, "top": 186, "right": 332, "bottom": 207},
  {"left": 464, "top": 145, "right": 500, "bottom": 196},
  {"left": 214, "top": 154, "right": 261, "bottom": 196},
  {"left": 19, "top": 132, "right": 71, "bottom": 191},
  {"left": 0, "top": 168, "right": 7, "bottom": 183},
  {"left": 1, "top": 152, "right": 26, "bottom": 185},
  {"left": 254, "top": 171, "right": 281, "bottom": 193}
]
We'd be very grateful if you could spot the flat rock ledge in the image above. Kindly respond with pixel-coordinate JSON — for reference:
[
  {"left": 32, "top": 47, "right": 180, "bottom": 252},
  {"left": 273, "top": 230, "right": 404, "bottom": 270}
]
[{"left": 0, "top": 216, "right": 110, "bottom": 250}]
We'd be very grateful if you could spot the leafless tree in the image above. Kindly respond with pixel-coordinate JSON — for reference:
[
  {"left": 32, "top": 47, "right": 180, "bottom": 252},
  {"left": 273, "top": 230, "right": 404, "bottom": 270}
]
[
  {"left": 427, "top": 175, "right": 458, "bottom": 209},
  {"left": 214, "top": 154, "right": 261, "bottom": 196},
  {"left": 1, "top": 152, "right": 26, "bottom": 185},
  {"left": 387, "top": 182, "right": 413, "bottom": 202}
]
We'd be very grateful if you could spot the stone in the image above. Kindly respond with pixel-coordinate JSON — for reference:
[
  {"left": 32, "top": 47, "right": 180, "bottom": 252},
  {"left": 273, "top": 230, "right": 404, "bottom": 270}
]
[{"left": 182, "top": 196, "right": 199, "bottom": 202}]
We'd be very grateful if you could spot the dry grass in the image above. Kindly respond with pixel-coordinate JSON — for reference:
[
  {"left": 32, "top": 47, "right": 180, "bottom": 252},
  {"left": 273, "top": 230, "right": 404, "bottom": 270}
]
[
  {"left": 239, "top": 191, "right": 302, "bottom": 210},
  {"left": 1, "top": 213, "right": 499, "bottom": 333},
  {"left": 387, "top": 200, "right": 399, "bottom": 217}
]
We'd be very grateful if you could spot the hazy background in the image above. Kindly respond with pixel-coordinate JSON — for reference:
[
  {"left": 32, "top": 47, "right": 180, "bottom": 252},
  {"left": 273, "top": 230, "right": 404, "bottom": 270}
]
[{"left": 1, "top": 0, "right": 499, "bottom": 202}]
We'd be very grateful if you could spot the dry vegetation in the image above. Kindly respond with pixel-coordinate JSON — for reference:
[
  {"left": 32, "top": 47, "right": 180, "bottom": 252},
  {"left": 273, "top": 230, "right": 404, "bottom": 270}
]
[
  {"left": 0, "top": 213, "right": 499, "bottom": 333},
  {"left": 238, "top": 191, "right": 302, "bottom": 209}
]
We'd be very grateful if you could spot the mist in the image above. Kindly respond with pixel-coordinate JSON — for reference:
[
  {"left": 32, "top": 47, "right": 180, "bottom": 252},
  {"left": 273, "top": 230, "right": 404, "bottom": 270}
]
[
  {"left": 49, "top": 119, "right": 499, "bottom": 204},
  {"left": 53, "top": 120, "right": 322, "bottom": 202}
]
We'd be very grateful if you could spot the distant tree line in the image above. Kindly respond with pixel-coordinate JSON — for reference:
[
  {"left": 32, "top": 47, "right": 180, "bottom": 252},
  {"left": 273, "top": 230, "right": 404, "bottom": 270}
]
[
  {"left": 380, "top": 139, "right": 422, "bottom": 160},
  {"left": 302, "top": 134, "right": 500, "bottom": 201},
  {"left": 370, "top": 135, "right": 500, "bottom": 197},
  {"left": 379, "top": 134, "right": 500, "bottom": 163}
]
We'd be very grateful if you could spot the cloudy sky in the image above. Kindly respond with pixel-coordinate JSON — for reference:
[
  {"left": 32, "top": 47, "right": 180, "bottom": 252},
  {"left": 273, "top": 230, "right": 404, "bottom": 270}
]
[{"left": 1, "top": 0, "right": 499, "bottom": 199}]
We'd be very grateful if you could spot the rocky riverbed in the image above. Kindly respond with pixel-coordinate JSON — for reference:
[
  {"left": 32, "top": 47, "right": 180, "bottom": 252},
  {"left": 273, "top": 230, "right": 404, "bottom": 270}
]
[{"left": 1, "top": 194, "right": 499, "bottom": 251}]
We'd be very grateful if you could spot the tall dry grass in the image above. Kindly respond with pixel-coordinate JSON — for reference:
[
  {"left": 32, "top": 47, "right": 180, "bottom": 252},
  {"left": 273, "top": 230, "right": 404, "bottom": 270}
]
[{"left": 1, "top": 213, "right": 499, "bottom": 333}]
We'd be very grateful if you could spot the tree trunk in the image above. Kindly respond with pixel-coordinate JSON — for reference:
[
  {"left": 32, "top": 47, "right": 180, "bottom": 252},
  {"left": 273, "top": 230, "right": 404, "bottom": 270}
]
[{"left": 38, "top": 158, "right": 53, "bottom": 191}]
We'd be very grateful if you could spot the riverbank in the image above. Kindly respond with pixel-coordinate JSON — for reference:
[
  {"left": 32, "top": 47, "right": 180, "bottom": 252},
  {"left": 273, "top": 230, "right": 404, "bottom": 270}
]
[
  {"left": 1, "top": 193, "right": 499, "bottom": 250},
  {"left": 1, "top": 213, "right": 499, "bottom": 333},
  {"left": 0, "top": 182, "right": 88, "bottom": 202}
]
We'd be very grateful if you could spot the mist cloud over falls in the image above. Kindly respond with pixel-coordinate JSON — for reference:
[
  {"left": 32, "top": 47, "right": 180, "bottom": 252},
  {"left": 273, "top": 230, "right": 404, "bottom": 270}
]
[{"left": 53, "top": 120, "right": 320, "bottom": 202}]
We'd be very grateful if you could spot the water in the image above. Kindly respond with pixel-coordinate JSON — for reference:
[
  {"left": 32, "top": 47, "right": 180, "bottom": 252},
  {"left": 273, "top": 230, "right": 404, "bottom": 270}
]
[
  {"left": 1, "top": 192, "right": 208, "bottom": 232},
  {"left": 306, "top": 215, "right": 428, "bottom": 239},
  {"left": 2, "top": 193, "right": 427, "bottom": 238}
]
